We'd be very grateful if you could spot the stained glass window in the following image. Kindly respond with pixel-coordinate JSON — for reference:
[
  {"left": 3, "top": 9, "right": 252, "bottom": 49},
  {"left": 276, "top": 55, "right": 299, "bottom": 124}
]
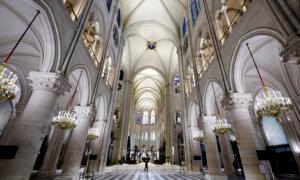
[
  {"left": 191, "top": 0, "right": 201, "bottom": 26},
  {"left": 136, "top": 109, "right": 141, "bottom": 124},
  {"left": 143, "top": 111, "right": 149, "bottom": 124},
  {"left": 117, "top": 9, "right": 121, "bottom": 27},
  {"left": 106, "top": 0, "right": 112, "bottom": 11},
  {"left": 182, "top": 17, "right": 187, "bottom": 37},
  {"left": 174, "top": 75, "right": 180, "bottom": 86},
  {"left": 151, "top": 132, "right": 156, "bottom": 140},
  {"left": 150, "top": 110, "right": 156, "bottom": 124},
  {"left": 176, "top": 111, "right": 181, "bottom": 124}
]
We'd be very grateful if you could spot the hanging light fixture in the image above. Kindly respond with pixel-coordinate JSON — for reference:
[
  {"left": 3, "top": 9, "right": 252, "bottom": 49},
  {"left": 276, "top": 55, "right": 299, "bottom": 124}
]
[
  {"left": 52, "top": 71, "right": 83, "bottom": 129},
  {"left": 246, "top": 43, "right": 293, "bottom": 118},
  {"left": 193, "top": 130, "right": 204, "bottom": 142},
  {"left": 87, "top": 127, "right": 100, "bottom": 141},
  {"left": 213, "top": 117, "right": 231, "bottom": 135},
  {"left": 0, "top": 66, "right": 19, "bottom": 102},
  {"left": 0, "top": 10, "right": 40, "bottom": 102},
  {"left": 211, "top": 83, "right": 231, "bottom": 135},
  {"left": 52, "top": 111, "right": 77, "bottom": 130}
]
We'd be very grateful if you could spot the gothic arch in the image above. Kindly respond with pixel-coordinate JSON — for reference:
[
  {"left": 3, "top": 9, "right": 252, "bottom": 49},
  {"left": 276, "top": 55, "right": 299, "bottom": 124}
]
[
  {"left": 96, "top": 94, "right": 108, "bottom": 122},
  {"left": 0, "top": 0, "right": 59, "bottom": 72},
  {"left": 230, "top": 28, "right": 286, "bottom": 92},
  {"left": 231, "top": 34, "right": 290, "bottom": 99},
  {"left": 203, "top": 80, "right": 224, "bottom": 116},
  {"left": 188, "top": 101, "right": 200, "bottom": 129},
  {"left": 68, "top": 66, "right": 91, "bottom": 105}
]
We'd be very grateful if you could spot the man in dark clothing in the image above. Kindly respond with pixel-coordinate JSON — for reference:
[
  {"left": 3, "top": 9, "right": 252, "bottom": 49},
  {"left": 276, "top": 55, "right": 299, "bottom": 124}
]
[{"left": 143, "top": 154, "right": 150, "bottom": 172}]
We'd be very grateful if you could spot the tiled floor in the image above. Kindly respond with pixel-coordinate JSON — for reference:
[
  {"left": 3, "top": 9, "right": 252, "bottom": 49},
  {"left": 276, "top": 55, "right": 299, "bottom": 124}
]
[
  {"left": 92, "top": 169, "right": 204, "bottom": 180},
  {"left": 92, "top": 164, "right": 204, "bottom": 180}
]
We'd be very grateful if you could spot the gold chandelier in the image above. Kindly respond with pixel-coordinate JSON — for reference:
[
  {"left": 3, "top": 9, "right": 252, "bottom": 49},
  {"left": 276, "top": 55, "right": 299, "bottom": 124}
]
[
  {"left": 255, "top": 87, "right": 293, "bottom": 117},
  {"left": 0, "top": 65, "right": 19, "bottom": 102},
  {"left": 52, "top": 71, "right": 82, "bottom": 129},
  {"left": 87, "top": 127, "right": 99, "bottom": 141},
  {"left": 213, "top": 116, "right": 231, "bottom": 135},
  {"left": 211, "top": 83, "right": 231, "bottom": 135},
  {"left": 246, "top": 43, "right": 293, "bottom": 118},
  {"left": 52, "top": 111, "right": 77, "bottom": 129},
  {"left": 193, "top": 130, "right": 204, "bottom": 142}
]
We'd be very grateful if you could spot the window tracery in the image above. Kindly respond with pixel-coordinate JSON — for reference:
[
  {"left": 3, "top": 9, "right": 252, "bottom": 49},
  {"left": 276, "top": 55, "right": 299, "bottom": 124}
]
[
  {"left": 176, "top": 111, "right": 181, "bottom": 124},
  {"left": 136, "top": 109, "right": 141, "bottom": 124},
  {"left": 182, "top": 17, "right": 187, "bottom": 37},
  {"left": 191, "top": 0, "right": 201, "bottom": 26},
  {"left": 174, "top": 74, "right": 180, "bottom": 94},
  {"left": 142, "top": 110, "right": 149, "bottom": 125},
  {"left": 150, "top": 110, "right": 156, "bottom": 124},
  {"left": 151, "top": 132, "right": 156, "bottom": 140}
]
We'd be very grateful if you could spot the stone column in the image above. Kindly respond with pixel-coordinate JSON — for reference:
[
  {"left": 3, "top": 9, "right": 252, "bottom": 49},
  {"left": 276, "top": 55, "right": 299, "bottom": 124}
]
[
  {"left": 117, "top": 79, "right": 132, "bottom": 161},
  {"left": 223, "top": 93, "right": 264, "bottom": 180},
  {"left": 165, "top": 84, "right": 174, "bottom": 164},
  {"left": 202, "top": 116, "right": 226, "bottom": 179},
  {"left": 218, "top": 133, "right": 235, "bottom": 174},
  {"left": 189, "top": 127, "right": 202, "bottom": 172},
  {"left": 87, "top": 120, "right": 106, "bottom": 173},
  {"left": 176, "top": 47, "right": 192, "bottom": 171},
  {"left": 0, "top": 102, "right": 27, "bottom": 144},
  {"left": 57, "top": 106, "right": 94, "bottom": 180},
  {"left": 38, "top": 128, "right": 67, "bottom": 177},
  {"left": 0, "top": 72, "right": 70, "bottom": 180}
]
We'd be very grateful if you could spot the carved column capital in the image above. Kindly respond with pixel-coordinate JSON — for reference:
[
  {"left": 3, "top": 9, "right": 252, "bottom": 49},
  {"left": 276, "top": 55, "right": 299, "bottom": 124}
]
[
  {"left": 74, "top": 106, "right": 95, "bottom": 118},
  {"left": 222, "top": 93, "right": 252, "bottom": 110},
  {"left": 28, "top": 72, "right": 70, "bottom": 96}
]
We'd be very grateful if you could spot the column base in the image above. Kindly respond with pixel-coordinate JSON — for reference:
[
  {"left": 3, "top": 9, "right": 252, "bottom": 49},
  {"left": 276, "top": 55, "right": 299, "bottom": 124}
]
[
  {"left": 223, "top": 170, "right": 236, "bottom": 176},
  {"left": 55, "top": 174, "right": 78, "bottom": 180},
  {"left": 205, "top": 174, "right": 228, "bottom": 180},
  {"left": 93, "top": 172, "right": 106, "bottom": 176},
  {"left": 38, "top": 169, "right": 57, "bottom": 177}
]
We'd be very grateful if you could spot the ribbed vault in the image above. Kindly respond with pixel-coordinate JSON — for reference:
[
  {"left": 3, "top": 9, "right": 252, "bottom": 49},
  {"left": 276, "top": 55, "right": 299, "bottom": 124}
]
[{"left": 121, "top": 0, "right": 185, "bottom": 111}]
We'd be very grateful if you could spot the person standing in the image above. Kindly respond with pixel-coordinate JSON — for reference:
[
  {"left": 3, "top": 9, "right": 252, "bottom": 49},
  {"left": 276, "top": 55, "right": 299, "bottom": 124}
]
[{"left": 143, "top": 153, "right": 149, "bottom": 172}]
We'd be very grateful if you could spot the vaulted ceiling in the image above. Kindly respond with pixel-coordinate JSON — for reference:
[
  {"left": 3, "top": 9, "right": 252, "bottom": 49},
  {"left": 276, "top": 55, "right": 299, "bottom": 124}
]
[{"left": 120, "top": 0, "right": 186, "bottom": 110}]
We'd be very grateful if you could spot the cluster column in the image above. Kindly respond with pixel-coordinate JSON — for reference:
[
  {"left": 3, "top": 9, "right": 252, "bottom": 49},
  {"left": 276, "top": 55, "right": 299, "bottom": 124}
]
[
  {"left": 223, "top": 93, "right": 264, "bottom": 180},
  {"left": 57, "top": 106, "right": 94, "bottom": 180},
  {"left": 165, "top": 84, "right": 175, "bottom": 164},
  {"left": 0, "top": 72, "right": 70, "bottom": 180},
  {"left": 87, "top": 120, "right": 106, "bottom": 173},
  {"left": 189, "top": 126, "right": 202, "bottom": 172},
  {"left": 218, "top": 133, "right": 235, "bottom": 174},
  {"left": 202, "top": 116, "right": 226, "bottom": 179},
  {"left": 117, "top": 79, "right": 132, "bottom": 161},
  {"left": 38, "top": 128, "right": 67, "bottom": 177}
]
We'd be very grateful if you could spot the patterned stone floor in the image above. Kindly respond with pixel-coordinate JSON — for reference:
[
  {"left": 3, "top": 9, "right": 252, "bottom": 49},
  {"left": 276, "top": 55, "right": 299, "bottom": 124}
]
[
  {"left": 92, "top": 163, "right": 204, "bottom": 180},
  {"left": 92, "top": 169, "right": 205, "bottom": 180}
]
